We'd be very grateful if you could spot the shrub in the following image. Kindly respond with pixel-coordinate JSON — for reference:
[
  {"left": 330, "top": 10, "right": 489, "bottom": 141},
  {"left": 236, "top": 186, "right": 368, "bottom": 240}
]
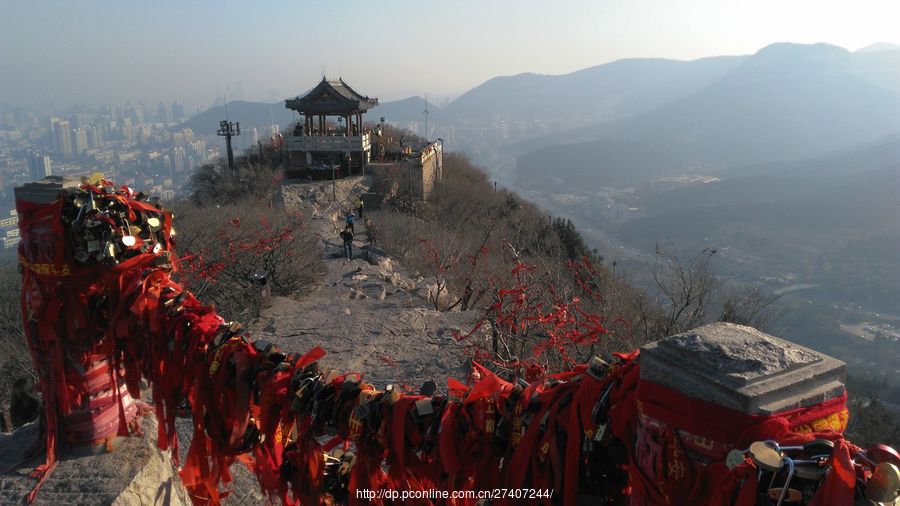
[{"left": 169, "top": 201, "right": 323, "bottom": 319}]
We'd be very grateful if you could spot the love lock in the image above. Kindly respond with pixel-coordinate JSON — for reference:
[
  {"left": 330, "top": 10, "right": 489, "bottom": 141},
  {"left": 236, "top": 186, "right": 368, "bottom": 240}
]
[
  {"left": 801, "top": 439, "right": 834, "bottom": 459},
  {"left": 749, "top": 442, "right": 797, "bottom": 506},
  {"left": 339, "top": 452, "right": 357, "bottom": 475},
  {"left": 121, "top": 235, "right": 140, "bottom": 249},
  {"left": 749, "top": 441, "right": 784, "bottom": 472},
  {"left": 769, "top": 457, "right": 796, "bottom": 506},
  {"left": 414, "top": 398, "right": 434, "bottom": 417},
  {"left": 384, "top": 385, "right": 401, "bottom": 406},
  {"left": 766, "top": 486, "right": 802, "bottom": 505},
  {"left": 867, "top": 462, "right": 900, "bottom": 504},
  {"left": 791, "top": 459, "right": 830, "bottom": 503},
  {"left": 725, "top": 449, "right": 747, "bottom": 470}
]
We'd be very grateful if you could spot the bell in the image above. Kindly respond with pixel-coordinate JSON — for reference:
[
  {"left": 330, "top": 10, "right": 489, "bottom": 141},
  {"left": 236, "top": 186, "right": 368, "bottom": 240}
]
[{"left": 867, "top": 462, "right": 900, "bottom": 503}]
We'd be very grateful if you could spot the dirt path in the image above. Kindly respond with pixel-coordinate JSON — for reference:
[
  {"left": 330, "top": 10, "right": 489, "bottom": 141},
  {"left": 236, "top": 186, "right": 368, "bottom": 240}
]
[{"left": 251, "top": 177, "right": 478, "bottom": 388}]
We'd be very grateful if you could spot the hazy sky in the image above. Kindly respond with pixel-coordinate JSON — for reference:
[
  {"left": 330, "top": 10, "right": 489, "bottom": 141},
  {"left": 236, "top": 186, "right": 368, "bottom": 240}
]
[{"left": 2, "top": 0, "right": 899, "bottom": 112}]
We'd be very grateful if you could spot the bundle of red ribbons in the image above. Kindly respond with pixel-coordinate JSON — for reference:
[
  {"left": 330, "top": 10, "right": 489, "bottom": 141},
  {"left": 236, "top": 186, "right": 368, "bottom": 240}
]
[{"left": 14, "top": 178, "right": 882, "bottom": 505}]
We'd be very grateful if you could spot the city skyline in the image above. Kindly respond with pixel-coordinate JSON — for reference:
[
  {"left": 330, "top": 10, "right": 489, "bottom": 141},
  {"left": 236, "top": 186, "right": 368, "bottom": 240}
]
[{"left": 2, "top": 0, "right": 899, "bottom": 112}]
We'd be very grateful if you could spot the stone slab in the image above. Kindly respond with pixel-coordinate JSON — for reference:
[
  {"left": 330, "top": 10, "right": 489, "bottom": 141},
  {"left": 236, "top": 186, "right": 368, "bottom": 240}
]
[
  {"left": 0, "top": 416, "right": 189, "bottom": 506},
  {"left": 14, "top": 176, "right": 82, "bottom": 205},
  {"left": 640, "top": 322, "right": 846, "bottom": 415}
]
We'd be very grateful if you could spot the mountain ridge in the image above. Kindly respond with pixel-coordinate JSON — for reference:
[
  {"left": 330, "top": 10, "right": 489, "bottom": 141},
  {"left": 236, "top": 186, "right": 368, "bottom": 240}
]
[{"left": 511, "top": 42, "right": 900, "bottom": 188}]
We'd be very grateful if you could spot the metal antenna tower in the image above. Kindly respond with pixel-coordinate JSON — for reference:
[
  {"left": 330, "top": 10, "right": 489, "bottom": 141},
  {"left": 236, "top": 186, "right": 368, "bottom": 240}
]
[
  {"left": 217, "top": 96, "right": 241, "bottom": 172},
  {"left": 423, "top": 93, "right": 429, "bottom": 140}
]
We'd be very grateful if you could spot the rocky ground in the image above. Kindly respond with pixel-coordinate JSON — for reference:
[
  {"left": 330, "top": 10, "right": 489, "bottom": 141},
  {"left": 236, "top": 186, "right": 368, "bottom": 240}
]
[
  {"left": 0, "top": 176, "right": 482, "bottom": 504},
  {"left": 256, "top": 176, "right": 478, "bottom": 388}
]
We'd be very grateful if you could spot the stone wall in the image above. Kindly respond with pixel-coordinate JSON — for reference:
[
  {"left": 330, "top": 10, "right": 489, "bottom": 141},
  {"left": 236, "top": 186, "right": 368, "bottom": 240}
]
[{"left": 367, "top": 141, "right": 442, "bottom": 201}]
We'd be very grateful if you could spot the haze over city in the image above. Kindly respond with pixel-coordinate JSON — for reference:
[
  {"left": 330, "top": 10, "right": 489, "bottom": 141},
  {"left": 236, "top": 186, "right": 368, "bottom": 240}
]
[
  {"left": 2, "top": 0, "right": 900, "bottom": 111},
  {"left": 4, "top": 0, "right": 900, "bottom": 503}
]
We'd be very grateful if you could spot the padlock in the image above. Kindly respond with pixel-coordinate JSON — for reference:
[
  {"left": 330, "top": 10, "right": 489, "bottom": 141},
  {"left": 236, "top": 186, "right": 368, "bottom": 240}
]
[{"left": 415, "top": 398, "right": 434, "bottom": 417}]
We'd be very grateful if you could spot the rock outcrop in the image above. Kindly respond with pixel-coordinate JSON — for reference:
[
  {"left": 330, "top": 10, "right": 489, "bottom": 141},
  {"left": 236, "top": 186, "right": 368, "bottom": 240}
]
[{"left": 0, "top": 416, "right": 189, "bottom": 506}]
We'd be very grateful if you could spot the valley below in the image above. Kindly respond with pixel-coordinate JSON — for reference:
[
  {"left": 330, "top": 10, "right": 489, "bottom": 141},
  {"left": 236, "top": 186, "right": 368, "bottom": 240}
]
[{"left": 485, "top": 151, "right": 900, "bottom": 407}]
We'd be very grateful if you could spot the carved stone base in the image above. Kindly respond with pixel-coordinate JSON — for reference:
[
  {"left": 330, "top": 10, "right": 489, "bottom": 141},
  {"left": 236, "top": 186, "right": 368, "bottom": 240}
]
[{"left": 640, "top": 322, "right": 846, "bottom": 414}]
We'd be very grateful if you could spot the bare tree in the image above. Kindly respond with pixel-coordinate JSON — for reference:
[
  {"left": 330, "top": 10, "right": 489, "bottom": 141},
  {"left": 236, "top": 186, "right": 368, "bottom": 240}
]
[
  {"left": 649, "top": 244, "right": 720, "bottom": 337},
  {"left": 0, "top": 264, "right": 35, "bottom": 428},
  {"left": 718, "top": 284, "right": 783, "bottom": 332}
]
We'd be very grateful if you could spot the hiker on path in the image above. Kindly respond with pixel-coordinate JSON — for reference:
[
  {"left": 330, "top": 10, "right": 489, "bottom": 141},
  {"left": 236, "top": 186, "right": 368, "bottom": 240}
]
[
  {"left": 340, "top": 226, "right": 354, "bottom": 260},
  {"left": 356, "top": 198, "right": 364, "bottom": 219},
  {"left": 345, "top": 210, "right": 355, "bottom": 233}
]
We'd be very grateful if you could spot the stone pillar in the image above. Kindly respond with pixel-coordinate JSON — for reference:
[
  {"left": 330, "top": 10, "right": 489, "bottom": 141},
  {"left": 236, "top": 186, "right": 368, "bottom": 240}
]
[
  {"left": 15, "top": 177, "right": 139, "bottom": 447},
  {"left": 640, "top": 322, "right": 846, "bottom": 415},
  {"left": 631, "top": 323, "right": 847, "bottom": 503}
]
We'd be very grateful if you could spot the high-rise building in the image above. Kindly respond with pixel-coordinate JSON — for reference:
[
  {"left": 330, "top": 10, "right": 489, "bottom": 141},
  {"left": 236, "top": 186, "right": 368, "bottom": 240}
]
[
  {"left": 28, "top": 152, "right": 52, "bottom": 181},
  {"left": 125, "top": 103, "right": 144, "bottom": 126},
  {"left": 172, "top": 146, "right": 185, "bottom": 173},
  {"left": 122, "top": 117, "right": 134, "bottom": 141},
  {"left": 73, "top": 128, "right": 89, "bottom": 154},
  {"left": 102, "top": 104, "right": 122, "bottom": 122},
  {"left": 190, "top": 139, "right": 207, "bottom": 161},
  {"left": 157, "top": 102, "right": 172, "bottom": 125},
  {"left": 87, "top": 125, "right": 103, "bottom": 148},
  {"left": 53, "top": 120, "right": 73, "bottom": 156},
  {"left": 171, "top": 102, "right": 185, "bottom": 123}
]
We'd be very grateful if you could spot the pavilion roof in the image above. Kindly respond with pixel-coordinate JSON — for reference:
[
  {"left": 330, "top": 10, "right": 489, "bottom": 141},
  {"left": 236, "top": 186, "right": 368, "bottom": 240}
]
[{"left": 285, "top": 78, "right": 378, "bottom": 115}]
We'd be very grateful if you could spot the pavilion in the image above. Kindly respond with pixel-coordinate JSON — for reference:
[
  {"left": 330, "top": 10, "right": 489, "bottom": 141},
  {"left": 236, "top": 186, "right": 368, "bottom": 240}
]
[{"left": 283, "top": 78, "right": 378, "bottom": 178}]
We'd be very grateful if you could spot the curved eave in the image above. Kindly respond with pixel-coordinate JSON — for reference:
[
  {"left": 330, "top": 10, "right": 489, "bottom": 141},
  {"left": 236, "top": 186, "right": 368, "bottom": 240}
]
[{"left": 284, "top": 98, "right": 379, "bottom": 114}]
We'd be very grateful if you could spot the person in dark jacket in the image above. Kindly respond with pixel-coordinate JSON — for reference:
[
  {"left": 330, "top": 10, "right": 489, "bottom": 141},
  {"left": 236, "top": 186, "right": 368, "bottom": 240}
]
[
  {"left": 340, "top": 226, "right": 354, "bottom": 260},
  {"left": 345, "top": 211, "right": 355, "bottom": 233}
]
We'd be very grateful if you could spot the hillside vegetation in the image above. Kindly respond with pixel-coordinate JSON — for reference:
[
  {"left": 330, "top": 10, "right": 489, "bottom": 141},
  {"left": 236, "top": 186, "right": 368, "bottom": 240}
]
[{"left": 366, "top": 152, "right": 784, "bottom": 373}]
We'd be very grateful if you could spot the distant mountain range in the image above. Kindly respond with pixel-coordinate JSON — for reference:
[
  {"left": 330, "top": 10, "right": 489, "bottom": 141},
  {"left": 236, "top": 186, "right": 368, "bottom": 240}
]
[
  {"left": 511, "top": 43, "right": 900, "bottom": 188},
  {"left": 177, "top": 96, "right": 442, "bottom": 136},
  {"left": 445, "top": 55, "right": 745, "bottom": 124},
  {"left": 177, "top": 101, "right": 293, "bottom": 136}
]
